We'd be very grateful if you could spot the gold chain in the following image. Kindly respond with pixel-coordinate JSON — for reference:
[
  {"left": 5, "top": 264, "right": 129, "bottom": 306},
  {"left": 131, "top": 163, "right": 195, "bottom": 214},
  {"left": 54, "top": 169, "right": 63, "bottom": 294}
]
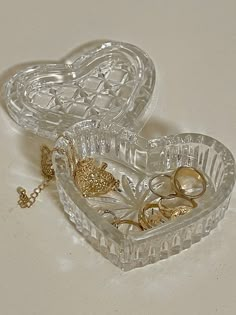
[
  {"left": 17, "top": 134, "right": 74, "bottom": 208},
  {"left": 17, "top": 178, "right": 53, "bottom": 208},
  {"left": 16, "top": 135, "right": 119, "bottom": 208},
  {"left": 17, "top": 145, "right": 55, "bottom": 208}
]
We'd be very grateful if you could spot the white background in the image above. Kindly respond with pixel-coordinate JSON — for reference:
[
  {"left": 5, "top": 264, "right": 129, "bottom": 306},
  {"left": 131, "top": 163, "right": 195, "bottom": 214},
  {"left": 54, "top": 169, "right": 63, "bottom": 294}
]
[{"left": 0, "top": 1, "right": 235, "bottom": 314}]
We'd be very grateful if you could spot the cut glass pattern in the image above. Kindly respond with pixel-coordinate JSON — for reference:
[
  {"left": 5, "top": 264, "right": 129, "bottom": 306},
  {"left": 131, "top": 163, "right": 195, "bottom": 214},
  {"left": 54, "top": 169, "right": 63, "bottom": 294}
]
[
  {"left": 4, "top": 41, "right": 156, "bottom": 139},
  {"left": 53, "top": 120, "right": 236, "bottom": 270}
]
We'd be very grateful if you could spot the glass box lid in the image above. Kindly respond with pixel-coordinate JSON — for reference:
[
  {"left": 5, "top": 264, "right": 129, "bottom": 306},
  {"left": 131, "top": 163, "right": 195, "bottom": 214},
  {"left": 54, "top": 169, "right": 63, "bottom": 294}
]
[{"left": 4, "top": 41, "right": 156, "bottom": 140}]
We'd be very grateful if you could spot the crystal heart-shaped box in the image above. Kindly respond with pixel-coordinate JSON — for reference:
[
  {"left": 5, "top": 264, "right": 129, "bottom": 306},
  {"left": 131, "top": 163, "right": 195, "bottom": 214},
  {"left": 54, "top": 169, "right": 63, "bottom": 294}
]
[
  {"left": 4, "top": 41, "right": 156, "bottom": 139},
  {"left": 53, "top": 120, "right": 235, "bottom": 271}
]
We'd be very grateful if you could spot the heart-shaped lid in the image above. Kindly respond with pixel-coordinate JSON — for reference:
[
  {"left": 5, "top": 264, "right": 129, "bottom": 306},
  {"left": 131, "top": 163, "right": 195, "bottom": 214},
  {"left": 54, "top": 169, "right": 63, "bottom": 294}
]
[{"left": 4, "top": 41, "right": 157, "bottom": 139}]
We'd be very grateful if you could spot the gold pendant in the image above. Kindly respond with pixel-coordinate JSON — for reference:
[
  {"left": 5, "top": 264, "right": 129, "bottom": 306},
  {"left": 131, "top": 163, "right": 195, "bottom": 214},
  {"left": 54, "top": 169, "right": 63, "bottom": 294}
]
[{"left": 74, "top": 158, "right": 119, "bottom": 197}]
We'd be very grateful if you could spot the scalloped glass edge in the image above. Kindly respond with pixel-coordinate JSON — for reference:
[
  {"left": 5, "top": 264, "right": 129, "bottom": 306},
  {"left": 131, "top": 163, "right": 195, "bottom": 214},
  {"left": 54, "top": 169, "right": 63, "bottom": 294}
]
[
  {"left": 53, "top": 120, "right": 236, "bottom": 271},
  {"left": 3, "top": 41, "right": 157, "bottom": 140}
]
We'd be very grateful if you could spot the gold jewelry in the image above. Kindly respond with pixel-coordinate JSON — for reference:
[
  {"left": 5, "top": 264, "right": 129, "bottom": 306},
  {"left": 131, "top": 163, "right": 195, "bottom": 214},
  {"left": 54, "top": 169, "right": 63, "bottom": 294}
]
[
  {"left": 98, "top": 209, "right": 118, "bottom": 220},
  {"left": 158, "top": 196, "right": 197, "bottom": 219},
  {"left": 55, "top": 136, "right": 119, "bottom": 197},
  {"left": 41, "top": 145, "right": 55, "bottom": 179},
  {"left": 17, "top": 136, "right": 119, "bottom": 208},
  {"left": 138, "top": 203, "right": 168, "bottom": 230},
  {"left": 171, "top": 166, "right": 206, "bottom": 199},
  {"left": 112, "top": 219, "right": 143, "bottom": 231},
  {"left": 74, "top": 159, "right": 119, "bottom": 197},
  {"left": 17, "top": 142, "right": 206, "bottom": 235},
  {"left": 17, "top": 145, "right": 55, "bottom": 208},
  {"left": 98, "top": 209, "right": 119, "bottom": 225},
  {"left": 149, "top": 174, "right": 176, "bottom": 199},
  {"left": 139, "top": 194, "right": 198, "bottom": 230}
]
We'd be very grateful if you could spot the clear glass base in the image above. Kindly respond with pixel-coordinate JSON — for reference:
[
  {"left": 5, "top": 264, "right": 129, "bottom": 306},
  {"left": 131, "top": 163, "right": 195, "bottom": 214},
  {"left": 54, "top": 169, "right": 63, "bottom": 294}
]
[{"left": 53, "top": 120, "right": 236, "bottom": 271}]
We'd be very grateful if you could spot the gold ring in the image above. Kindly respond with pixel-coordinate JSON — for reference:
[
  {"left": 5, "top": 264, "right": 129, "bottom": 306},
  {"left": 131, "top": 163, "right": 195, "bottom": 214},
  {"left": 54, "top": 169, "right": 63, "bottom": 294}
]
[
  {"left": 138, "top": 203, "right": 168, "bottom": 230},
  {"left": 148, "top": 174, "right": 176, "bottom": 199},
  {"left": 171, "top": 166, "right": 206, "bottom": 199},
  {"left": 98, "top": 209, "right": 118, "bottom": 221},
  {"left": 112, "top": 219, "right": 143, "bottom": 231},
  {"left": 158, "top": 195, "right": 197, "bottom": 219}
]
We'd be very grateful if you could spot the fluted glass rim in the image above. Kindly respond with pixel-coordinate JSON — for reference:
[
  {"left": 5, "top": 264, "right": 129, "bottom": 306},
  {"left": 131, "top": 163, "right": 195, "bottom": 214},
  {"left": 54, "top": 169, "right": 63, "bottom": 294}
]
[{"left": 53, "top": 119, "right": 235, "bottom": 244}]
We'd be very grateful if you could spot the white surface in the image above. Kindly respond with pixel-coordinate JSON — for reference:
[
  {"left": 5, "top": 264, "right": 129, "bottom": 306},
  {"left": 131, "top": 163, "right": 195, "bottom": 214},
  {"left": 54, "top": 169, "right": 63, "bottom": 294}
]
[{"left": 0, "top": 1, "right": 236, "bottom": 314}]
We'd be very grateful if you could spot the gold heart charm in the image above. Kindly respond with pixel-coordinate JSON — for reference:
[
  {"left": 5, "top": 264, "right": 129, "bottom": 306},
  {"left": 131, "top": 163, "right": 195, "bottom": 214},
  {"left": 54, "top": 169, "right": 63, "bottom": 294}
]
[{"left": 74, "top": 158, "right": 119, "bottom": 197}]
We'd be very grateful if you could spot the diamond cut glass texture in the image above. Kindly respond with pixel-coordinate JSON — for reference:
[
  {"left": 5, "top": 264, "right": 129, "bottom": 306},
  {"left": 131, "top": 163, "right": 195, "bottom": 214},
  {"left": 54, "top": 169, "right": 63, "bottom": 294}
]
[{"left": 4, "top": 41, "right": 156, "bottom": 139}]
